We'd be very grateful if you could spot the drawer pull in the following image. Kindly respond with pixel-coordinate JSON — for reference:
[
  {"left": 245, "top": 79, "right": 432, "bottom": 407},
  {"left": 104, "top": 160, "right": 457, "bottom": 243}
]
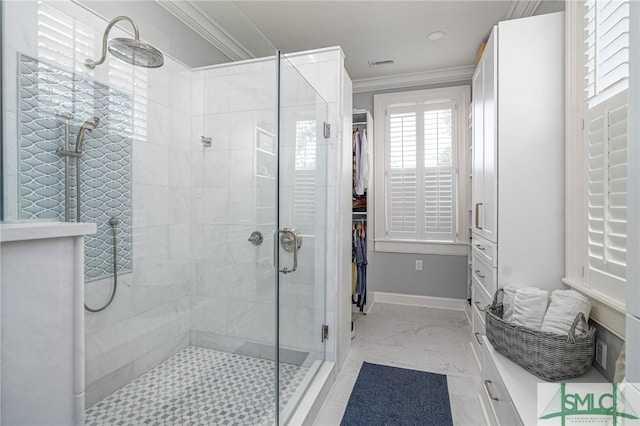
[
  {"left": 474, "top": 332, "right": 483, "bottom": 346},
  {"left": 475, "top": 301, "right": 483, "bottom": 311},
  {"left": 474, "top": 244, "right": 485, "bottom": 251},
  {"left": 475, "top": 270, "right": 486, "bottom": 279},
  {"left": 484, "top": 380, "right": 499, "bottom": 401}
]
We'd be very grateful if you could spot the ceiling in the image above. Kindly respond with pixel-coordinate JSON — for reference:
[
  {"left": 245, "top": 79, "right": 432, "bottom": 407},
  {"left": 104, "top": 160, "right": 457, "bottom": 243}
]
[
  {"left": 81, "top": 0, "right": 564, "bottom": 85},
  {"left": 218, "top": 1, "right": 565, "bottom": 82}
]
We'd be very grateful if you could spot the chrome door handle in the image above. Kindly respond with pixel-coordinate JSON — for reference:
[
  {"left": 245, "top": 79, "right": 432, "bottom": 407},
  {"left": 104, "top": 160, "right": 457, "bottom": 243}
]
[
  {"left": 276, "top": 228, "right": 298, "bottom": 274},
  {"left": 475, "top": 270, "right": 486, "bottom": 279},
  {"left": 474, "top": 243, "right": 485, "bottom": 251}
]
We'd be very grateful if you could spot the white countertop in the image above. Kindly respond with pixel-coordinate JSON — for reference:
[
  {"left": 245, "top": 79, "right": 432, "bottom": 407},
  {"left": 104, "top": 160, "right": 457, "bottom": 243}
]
[{"left": 0, "top": 221, "right": 97, "bottom": 242}]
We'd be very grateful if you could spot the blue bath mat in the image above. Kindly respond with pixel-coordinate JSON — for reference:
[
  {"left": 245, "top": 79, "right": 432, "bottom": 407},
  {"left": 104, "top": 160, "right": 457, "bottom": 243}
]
[{"left": 340, "top": 362, "right": 453, "bottom": 426}]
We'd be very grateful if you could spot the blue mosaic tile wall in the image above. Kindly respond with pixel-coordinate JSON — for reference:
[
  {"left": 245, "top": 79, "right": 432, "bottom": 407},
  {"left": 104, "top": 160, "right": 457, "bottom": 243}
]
[{"left": 18, "top": 55, "right": 132, "bottom": 281}]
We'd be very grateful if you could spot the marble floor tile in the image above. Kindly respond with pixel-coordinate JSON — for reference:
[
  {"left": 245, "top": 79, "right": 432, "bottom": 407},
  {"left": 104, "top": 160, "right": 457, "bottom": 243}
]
[
  {"left": 313, "top": 302, "right": 484, "bottom": 426},
  {"left": 85, "top": 346, "right": 308, "bottom": 426}
]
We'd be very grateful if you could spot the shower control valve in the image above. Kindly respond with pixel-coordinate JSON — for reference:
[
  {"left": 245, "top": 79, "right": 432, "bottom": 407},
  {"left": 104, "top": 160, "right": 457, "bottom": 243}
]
[{"left": 248, "top": 231, "right": 263, "bottom": 246}]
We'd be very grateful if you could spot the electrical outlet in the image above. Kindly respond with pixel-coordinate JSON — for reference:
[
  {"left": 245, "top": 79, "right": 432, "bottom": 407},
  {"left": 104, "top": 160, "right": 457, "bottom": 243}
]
[
  {"left": 415, "top": 260, "right": 423, "bottom": 271},
  {"left": 595, "top": 339, "right": 607, "bottom": 369}
]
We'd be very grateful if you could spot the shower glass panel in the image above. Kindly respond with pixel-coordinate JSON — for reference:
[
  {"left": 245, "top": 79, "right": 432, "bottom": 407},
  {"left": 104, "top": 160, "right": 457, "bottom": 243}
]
[
  {"left": 1, "top": 0, "right": 329, "bottom": 423},
  {"left": 277, "top": 55, "right": 328, "bottom": 422},
  {"left": 190, "top": 56, "right": 281, "bottom": 423}
]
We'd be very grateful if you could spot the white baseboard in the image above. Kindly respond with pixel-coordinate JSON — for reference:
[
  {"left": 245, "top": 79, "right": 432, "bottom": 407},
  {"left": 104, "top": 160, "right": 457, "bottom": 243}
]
[
  {"left": 372, "top": 291, "right": 466, "bottom": 311},
  {"left": 463, "top": 303, "right": 472, "bottom": 326}
]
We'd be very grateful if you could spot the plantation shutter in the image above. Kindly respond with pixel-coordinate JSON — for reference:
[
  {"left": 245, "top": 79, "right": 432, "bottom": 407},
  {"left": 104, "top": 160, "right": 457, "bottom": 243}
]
[
  {"left": 386, "top": 102, "right": 456, "bottom": 241},
  {"left": 584, "top": 0, "right": 629, "bottom": 299},
  {"left": 584, "top": 0, "right": 629, "bottom": 100},
  {"left": 387, "top": 110, "right": 417, "bottom": 238},
  {"left": 423, "top": 104, "right": 455, "bottom": 241}
]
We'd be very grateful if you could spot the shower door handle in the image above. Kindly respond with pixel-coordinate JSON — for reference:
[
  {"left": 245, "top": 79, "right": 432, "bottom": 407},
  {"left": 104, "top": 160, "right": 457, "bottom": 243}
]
[{"left": 275, "top": 228, "right": 299, "bottom": 274}]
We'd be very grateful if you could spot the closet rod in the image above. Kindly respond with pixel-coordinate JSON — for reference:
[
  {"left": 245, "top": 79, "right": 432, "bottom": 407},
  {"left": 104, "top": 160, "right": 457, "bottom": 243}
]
[{"left": 353, "top": 121, "right": 367, "bottom": 125}]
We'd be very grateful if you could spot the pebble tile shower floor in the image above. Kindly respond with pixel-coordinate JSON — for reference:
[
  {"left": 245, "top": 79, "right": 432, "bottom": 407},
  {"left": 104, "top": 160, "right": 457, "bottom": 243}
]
[{"left": 85, "top": 346, "right": 309, "bottom": 425}]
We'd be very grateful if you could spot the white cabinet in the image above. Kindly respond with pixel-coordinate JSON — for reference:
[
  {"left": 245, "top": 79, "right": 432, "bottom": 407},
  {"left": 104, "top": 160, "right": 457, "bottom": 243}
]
[
  {"left": 471, "top": 10, "right": 565, "bottom": 331},
  {"left": 472, "top": 29, "right": 497, "bottom": 243},
  {"left": 470, "top": 10, "right": 565, "bottom": 388}
]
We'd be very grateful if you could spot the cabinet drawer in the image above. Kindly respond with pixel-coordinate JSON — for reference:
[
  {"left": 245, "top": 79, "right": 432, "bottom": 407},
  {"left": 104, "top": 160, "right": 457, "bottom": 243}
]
[
  {"left": 472, "top": 303, "right": 486, "bottom": 350},
  {"left": 472, "top": 235, "right": 497, "bottom": 267},
  {"left": 482, "top": 344, "right": 523, "bottom": 426},
  {"left": 473, "top": 278, "right": 492, "bottom": 318},
  {"left": 472, "top": 256, "right": 497, "bottom": 298}
]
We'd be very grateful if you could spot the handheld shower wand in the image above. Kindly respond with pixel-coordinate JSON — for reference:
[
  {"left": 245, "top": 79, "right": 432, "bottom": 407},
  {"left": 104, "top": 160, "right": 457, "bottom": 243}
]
[
  {"left": 74, "top": 117, "right": 99, "bottom": 222},
  {"left": 75, "top": 117, "right": 100, "bottom": 154}
]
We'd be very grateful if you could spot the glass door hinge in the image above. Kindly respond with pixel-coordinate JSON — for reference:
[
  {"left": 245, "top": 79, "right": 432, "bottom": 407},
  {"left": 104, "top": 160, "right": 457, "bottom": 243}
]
[
  {"left": 321, "top": 324, "right": 329, "bottom": 342},
  {"left": 323, "top": 122, "right": 330, "bottom": 138}
]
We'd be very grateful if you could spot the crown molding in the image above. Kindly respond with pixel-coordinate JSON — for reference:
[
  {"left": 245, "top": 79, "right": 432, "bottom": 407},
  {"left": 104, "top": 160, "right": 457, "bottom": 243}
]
[
  {"left": 505, "top": 0, "right": 542, "bottom": 20},
  {"left": 154, "top": 0, "right": 253, "bottom": 62},
  {"left": 352, "top": 65, "right": 475, "bottom": 94}
]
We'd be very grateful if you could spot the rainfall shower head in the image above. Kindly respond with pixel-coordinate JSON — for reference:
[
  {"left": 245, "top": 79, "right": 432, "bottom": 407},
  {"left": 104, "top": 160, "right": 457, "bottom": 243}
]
[
  {"left": 85, "top": 16, "right": 164, "bottom": 69},
  {"left": 108, "top": 38, "right": 164, "bottom": 68}
]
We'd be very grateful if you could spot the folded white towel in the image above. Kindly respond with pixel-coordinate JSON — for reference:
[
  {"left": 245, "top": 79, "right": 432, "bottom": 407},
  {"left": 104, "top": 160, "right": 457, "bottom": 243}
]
[
  {"left": 502, "top": 286, "right": 520, "bottom": 323},
  {"left": 540, "top": 290, "right": 591, "bottom": 335},
  {"left": 511, "top": 287, "right": 549, "bottom": 331}
]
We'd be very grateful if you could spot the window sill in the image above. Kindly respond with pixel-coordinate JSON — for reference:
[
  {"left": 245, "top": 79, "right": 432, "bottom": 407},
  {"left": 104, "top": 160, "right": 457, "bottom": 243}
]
[
  {"left": 561, "top": 277, "right": 626, "bottom": 338},
  {"left": 373, "top": 240, "right": 468, "bottom": 256}
]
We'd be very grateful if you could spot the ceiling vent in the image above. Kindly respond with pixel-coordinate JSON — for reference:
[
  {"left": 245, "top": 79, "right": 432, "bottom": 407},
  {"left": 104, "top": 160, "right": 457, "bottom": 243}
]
[{"left": 368, "top": 59, "right": 394, "bottom": 67}]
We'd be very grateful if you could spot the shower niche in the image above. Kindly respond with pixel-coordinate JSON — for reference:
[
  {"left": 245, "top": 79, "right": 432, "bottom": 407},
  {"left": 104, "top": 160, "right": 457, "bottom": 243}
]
[{"left": 17, "top": 54, "right": 132, "bottom": 281}]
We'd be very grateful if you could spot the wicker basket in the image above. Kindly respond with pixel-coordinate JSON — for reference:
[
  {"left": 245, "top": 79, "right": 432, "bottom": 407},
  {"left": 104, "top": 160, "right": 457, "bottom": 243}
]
[{"left": 484, "top": 289, "right": 596, "bottom": 381}]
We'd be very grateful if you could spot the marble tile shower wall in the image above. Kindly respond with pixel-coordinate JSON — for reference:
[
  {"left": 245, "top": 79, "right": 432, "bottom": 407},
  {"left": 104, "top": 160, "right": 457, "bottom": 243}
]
[
  {"left": 84, "top": 53, "right": 193, "bottom": 406},
  {"left": 189, "top": 59, "right": 332, "bottom": 360},
  {"left": 190, "top": 60, "right": 280, "bottom": 353},
  {"left": 2, "top": 0, "right": 192, "bottom": 408}
]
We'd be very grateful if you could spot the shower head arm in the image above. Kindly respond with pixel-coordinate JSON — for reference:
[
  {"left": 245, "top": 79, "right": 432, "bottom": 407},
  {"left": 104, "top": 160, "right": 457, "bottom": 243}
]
[{"left": 85, "top": 16, "right": 140, "bottom": 69}]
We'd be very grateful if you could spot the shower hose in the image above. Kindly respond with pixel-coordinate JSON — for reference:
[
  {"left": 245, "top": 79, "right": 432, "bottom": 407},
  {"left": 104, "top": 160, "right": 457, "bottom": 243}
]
[{"left": 85, "top": 218, "right": 119, "bottom": 312}]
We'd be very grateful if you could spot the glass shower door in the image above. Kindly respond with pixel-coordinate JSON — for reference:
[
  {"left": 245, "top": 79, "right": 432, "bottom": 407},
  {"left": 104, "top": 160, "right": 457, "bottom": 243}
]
[{"left": 276, "top": 56, "right": 328, "bottom": 422}]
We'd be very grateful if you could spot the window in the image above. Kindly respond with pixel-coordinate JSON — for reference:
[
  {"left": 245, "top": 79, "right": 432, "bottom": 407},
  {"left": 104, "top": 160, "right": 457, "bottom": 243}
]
[
  {"left": 294, "top": 120, "right": 317, "bottom": 229},
  {"left": 564, "top": 0, "right": 629, "bottom": 315},
  {"left": 584, "top": 0, "right": 629, "bottom": 301},
  {"left": 374, "top": 86, "right": 469, "bottom": 255}
]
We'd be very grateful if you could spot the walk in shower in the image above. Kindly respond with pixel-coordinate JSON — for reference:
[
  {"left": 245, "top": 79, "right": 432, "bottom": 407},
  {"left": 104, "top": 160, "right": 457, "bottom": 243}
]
[{"left": 1, "top": 1, "right": 330, "bottom": 424}]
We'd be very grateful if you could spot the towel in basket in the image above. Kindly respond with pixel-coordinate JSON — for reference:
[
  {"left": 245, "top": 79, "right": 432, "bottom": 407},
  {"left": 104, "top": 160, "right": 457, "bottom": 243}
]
[{"left": 484, "top": 288, "right": 596, "bottom": 381}]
